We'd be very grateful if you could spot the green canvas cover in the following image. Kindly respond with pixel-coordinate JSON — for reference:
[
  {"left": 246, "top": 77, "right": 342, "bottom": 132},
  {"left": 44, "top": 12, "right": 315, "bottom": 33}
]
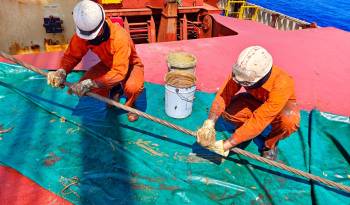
[{"left": 0, "top": 63, "right": 349, "bottom": 204}]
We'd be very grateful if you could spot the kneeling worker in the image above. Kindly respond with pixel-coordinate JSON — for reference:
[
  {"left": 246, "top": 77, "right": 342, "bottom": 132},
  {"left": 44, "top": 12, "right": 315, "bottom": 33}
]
[
  {"left": 47, "top": 0, "right": 144, "bottom": 122},
  {"left": 197, "top": 46, "right": 300, "bottom": 160}
]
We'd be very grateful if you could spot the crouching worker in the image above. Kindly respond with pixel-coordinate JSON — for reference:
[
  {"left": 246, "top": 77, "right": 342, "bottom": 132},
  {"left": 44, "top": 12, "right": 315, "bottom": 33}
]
[
  {"left": 197, "top": 46, "right": 300, "bottom": 160},
  {"left": 47, "top": 0, "right": 144, "bottom": 122}
]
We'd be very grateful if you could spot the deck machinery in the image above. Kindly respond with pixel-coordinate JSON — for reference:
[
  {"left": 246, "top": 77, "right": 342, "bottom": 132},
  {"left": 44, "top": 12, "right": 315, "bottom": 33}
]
[{"left": 95, "top": 0, "right": 222, "bottom": 43}]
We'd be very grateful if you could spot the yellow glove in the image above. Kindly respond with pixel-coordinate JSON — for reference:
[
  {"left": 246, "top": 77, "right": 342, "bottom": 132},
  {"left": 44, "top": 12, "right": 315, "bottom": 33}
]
[
  {"left": 208, "top": 140, "right": 230, "bottom": 157},
  {"left": 47, "top": 69, "right": 66, "bottom": 88},
  {"left": 196, "top": 119, "right": 216, "bottom": 147}
]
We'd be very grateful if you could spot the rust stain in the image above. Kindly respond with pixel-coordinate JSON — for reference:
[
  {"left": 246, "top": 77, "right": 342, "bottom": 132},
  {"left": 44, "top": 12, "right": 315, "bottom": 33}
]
[
  {"left": 8, "top": 42, "right": 22, "bottom": 55},
  {"left": 8, "top": 42, "right": 41, "bottom": 55},
  {"left": 159, "top": 184, "right": 179, "bottom": 191},
  {"left": 43, "top": 152, "right": 61, "bottom": 166},
  {"left": 173, "top": 152, "right": 210, "bottom": 163},
  {"left": 135, "top": 139, "right": 168, "bottom": 157},
  {"left": 208, "top": 193, "right": 218, "bottom": 200},
  {"left": 134, "top": 174, "right": 165, "bottom": 183},
  {"left": 131, "top": 183, "right": 153, "bottom": 190},
  {"left": 60, "top": 117, "right": 66, "bottom": 123},
  {"left": 187, "top": 154, "right": 212, "bottom": 163}
]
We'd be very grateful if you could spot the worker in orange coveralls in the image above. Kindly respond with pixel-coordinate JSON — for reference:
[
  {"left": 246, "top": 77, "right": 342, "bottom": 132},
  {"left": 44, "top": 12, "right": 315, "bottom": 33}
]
[
  {"left": 46, "top": 0, "right": 144, "bottom": 122},
  {"left": 197, "top": 46, "right": 300, "bottom": 160}
]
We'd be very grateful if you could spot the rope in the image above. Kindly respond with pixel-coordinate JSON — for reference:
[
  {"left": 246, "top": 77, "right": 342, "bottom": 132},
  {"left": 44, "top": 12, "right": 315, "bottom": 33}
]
[
  {"left": 89, "top": 92, "right": 197, "bottom": 136},
  {"left": 231, "top": 148, "right": 350, "bottom": 192},
  {"left": 60, "top": 176, "right": 80, "bottom": 198},
  {"left": 165, "top": 70, "right": 196, "bottom": 88},
  {"left": 1, "top": 51, "right": 350, "bottom": 194}
]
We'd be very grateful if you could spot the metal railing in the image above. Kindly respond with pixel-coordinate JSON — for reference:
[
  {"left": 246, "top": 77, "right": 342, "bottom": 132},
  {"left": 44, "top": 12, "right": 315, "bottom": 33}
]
[{"left": 224, "top": 1, "right": 315, "bottom": 31}]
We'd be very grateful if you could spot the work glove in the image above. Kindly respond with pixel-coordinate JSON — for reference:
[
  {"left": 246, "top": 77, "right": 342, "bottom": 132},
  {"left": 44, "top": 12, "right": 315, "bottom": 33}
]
[
  {"left": 68, "top": 79, "right": 97, "bottom": 97},
  {"left": 47, "top": 69, "right": 66, "bottom": 88},
  {"left": 196, "top": 119, "right": 216, "bottom": 147},
  {"left": 208, "top": 140, "right": 230, "bottom": 157}
]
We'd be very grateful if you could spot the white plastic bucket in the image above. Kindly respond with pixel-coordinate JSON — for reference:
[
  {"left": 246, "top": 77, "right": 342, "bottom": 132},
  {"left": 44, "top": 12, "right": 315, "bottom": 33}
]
[{"left": 165, "top": 84, "right": 196, "bottom": 118}]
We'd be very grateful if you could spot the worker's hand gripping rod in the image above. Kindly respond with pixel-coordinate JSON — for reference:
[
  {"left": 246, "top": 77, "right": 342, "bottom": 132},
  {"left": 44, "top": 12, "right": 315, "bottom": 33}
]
[{"left": 1, "top": 51, "right": 349, "bottom": 194}]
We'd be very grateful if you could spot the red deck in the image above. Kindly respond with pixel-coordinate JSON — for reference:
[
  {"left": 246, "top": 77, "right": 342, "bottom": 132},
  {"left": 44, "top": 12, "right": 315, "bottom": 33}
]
[
  {"left": 0, "top": 166, "right": 71, "bottom": 205},
  {"left": 1, "top": 14, "right": 350, "bottom": 116}
]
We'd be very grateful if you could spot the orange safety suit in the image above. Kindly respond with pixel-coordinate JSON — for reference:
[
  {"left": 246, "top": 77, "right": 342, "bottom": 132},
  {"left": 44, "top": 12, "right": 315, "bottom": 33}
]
[
  {"left": 60, "top": 18, "right": 144, "bottom": 107},
  {"left": 210, "top": 66, "right": 300, "bottom": 149}
]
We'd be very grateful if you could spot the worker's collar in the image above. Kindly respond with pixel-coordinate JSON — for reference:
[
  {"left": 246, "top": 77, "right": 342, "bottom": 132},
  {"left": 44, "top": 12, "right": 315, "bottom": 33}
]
[
  {"left": 105, "top": 19, "right": 116, "bottom": 40},
  {"left": 261, "top": 66, "right": 276, "bottom": 91}
]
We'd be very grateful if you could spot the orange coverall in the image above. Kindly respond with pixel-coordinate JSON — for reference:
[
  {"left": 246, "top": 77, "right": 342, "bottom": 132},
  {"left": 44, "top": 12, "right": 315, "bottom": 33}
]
[
  {"left": 210, "top": 66, "right": 300, "bottom": 149},
  {"left": 60, "top": 19, "right": 144, "bottom": 107}
]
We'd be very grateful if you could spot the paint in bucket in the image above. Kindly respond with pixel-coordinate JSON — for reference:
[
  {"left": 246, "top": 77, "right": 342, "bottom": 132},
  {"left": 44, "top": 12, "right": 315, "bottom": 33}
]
[
  {"left": 167, "top": 52, "right": 197, "bottom": 74},
  {"left": 165, "top": 70, "right": 196, "bottom": 118}
]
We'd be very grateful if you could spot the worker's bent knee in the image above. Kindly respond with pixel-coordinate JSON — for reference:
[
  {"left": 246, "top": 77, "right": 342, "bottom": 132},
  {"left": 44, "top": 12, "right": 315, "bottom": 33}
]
[
  {"left": 124, "top": 81, "right": 144, "bottom": 95},
  {"left": 279, "top": 109, "right": 300, "bottom": 135}
]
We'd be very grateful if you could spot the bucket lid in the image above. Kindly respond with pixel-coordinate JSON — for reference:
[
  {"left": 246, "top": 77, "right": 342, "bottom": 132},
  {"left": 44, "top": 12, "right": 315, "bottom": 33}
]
[{"left": 167, "top": 52, "right": 197, "bottom": 69}]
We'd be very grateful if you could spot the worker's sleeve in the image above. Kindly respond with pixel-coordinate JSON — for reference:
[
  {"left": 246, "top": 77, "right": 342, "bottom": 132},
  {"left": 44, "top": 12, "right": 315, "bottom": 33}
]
[
  {"left": 94, "top": 38, "right": 131, "bottom": 89},
  {"left": 209, "top": 74, "right": 241, "bottom": 117},
  {"left": 60, "top": 35, "right": 89, "bottom": 74},
  {"left": 231, "top": 79, "right": 294, "bottom": 144},
  {"left": 130, "top": 40, "right": 144, "bottom": 71}
]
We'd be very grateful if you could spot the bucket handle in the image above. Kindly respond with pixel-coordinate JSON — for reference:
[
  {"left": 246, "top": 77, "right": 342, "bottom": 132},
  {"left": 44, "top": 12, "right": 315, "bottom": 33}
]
[{"left": 175, "top": 88, "right": 195, "bottom": 102}]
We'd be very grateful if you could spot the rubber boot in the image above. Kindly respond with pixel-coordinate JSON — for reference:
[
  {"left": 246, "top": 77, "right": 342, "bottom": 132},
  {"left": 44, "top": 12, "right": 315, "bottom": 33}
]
[{"left": 108, "top": 84, "right": 123, "bottom": 108}]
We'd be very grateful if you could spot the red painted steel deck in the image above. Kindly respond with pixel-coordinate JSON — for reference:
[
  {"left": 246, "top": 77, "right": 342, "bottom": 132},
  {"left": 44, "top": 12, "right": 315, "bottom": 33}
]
[
  {"left": 1, "top": 15, "right": 350, "bottom": 116},
  {"left": 0, "top": 165, "right": 71, "bottom": 205}
]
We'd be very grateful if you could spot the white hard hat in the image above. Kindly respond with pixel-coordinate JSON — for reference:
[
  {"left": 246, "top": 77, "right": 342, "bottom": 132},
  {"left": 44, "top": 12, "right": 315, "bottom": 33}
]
[
  {"left": 232, "top": 46, "right": 273, "bottom": 87},
  {"left": 73, "top": 0, "right": 105, "bottom": 40}
]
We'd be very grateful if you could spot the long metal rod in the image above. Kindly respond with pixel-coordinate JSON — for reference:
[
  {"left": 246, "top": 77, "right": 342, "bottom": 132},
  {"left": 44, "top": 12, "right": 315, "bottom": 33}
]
[{"left": 1, "top": 51, "right": 349, "bottom": 193}]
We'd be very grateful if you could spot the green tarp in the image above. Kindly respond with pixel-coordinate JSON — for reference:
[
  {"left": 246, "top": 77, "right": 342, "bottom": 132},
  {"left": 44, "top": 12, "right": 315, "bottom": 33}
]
[{"left": 0, "top": 62, "right": 349, "bottom": 204}]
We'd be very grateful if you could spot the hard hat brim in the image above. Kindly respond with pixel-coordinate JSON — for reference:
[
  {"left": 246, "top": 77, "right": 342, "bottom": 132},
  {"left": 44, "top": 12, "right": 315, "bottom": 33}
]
[
  {"left": 75, "top": 21, "right": 104, "bottom": 40},
  {"left": 232, "top": 62, "right": 272, "bottom": 87}
]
